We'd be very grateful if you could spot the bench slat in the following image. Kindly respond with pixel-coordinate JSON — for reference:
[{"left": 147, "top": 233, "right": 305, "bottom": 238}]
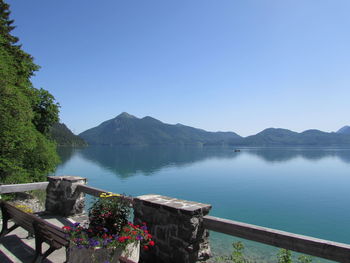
[
  {"left": 1, "top": 200, "right": 70, "bottom": 260},
  {"left": 35, "top": 224, "right": 68, "bottom": 247}
]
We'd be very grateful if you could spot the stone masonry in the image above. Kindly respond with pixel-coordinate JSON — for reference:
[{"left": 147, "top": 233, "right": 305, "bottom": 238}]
[
  {"left": 45, "top": 176, "right": 87, "bottom": 216},
  {"left": 133, "top": 194, "right": 212, "bottom": 263}
]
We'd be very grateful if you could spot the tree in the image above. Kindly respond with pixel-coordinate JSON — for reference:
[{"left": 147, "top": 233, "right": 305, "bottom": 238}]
[{"left": 0, "top": 0, "right": 60, "bottom": 184}]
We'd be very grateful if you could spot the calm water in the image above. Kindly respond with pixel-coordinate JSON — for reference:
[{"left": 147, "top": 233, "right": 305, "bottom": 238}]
[{"left": 54, "top": 146, "right": 350, "bottom": 262}]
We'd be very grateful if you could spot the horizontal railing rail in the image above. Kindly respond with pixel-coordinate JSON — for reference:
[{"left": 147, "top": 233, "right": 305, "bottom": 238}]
[
  {"left": 76, "top": 184, "right": 134, "bottom": 203},
  {"left": 203, "top": 215, "right": 350, "bottom": 263},
  {"left": 0, "top": 182, "right": 49, "bottom": 194},
  {"left": 2, "top": 180, "right": 349, "bottom": 262}
]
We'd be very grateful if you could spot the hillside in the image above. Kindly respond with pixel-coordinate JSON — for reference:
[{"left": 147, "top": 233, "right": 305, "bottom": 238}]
[
  {"left": 242, "top": 128, "right": 350, "bottom": 146},
  {"left": 79, "top": 112, "right": 241, "bottom": 146},
  {"left": 337, "top": 126, "right": 350, "bottom": 134},
  {"left": 50, "top": 123, "right": 87, "bottom": 146},
  {"left": 79, "top": 113, "right": 350, "bottom": 146}
]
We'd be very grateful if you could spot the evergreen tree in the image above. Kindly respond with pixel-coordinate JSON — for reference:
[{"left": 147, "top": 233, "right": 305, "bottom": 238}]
[{"left": 0, "top": 0, "right": 60, "bottom": 184}]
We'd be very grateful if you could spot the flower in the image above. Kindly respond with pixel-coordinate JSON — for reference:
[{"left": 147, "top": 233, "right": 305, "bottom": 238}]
[
  {"left": 15, "top": 204, "right": 33, "bottom": 213},
  {"left": 99, "top": 192, "right": 121, "bottom": 198},
  {"left": 62, "top": 226, "right": 71, "bottom": 231},
  {"left": 63, "top": 193, "right": 154, "bottom": 252}
]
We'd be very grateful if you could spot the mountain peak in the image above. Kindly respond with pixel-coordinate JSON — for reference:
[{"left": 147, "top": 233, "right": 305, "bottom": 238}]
[
  {"left": 337, "top": 126, "right": 350, "bottom": 134},
  {"left": 116, "top": 112, "right": 137, "bottom": 119},
  {"left": 259, "top": 128, "right": 294, "bottom": 134},
  {"left": 79, "top": 114, "right": 241, "bottom": 145}
]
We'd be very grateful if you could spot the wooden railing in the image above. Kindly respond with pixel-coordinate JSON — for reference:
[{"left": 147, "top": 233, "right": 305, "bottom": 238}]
[
  {"left": 76, "top": 184, "right": 134, "bottom": 203},
  {"left": 0, "top": 182, "right": 48, "bottom": 194},
  {"left": 1, "top": 182, "right": 350, "bottom": 262},
  {"left": 204, "top": 215, "right": 350, "bottom": 263},
  {"left": 77, "top": 184, "right": 350, "bottom": 262}
]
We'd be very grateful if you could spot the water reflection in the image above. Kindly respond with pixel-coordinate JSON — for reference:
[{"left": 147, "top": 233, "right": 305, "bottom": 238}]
[
  {"left": 57, "top": 146, "right": 350, "bottom": 178},
  {"left": 56, "top": 146, "right": 79, "bottom": 165},
  {"left": 77, "top": 146, "right": 238, "bottom": 177},
  {"left": 245, "top": 147, "right": 350, "bottom": 163}
]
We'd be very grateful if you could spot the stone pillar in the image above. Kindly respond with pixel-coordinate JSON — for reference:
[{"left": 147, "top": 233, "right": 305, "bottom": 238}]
[
  {"left": 133, "top": 194, "right": 212, "bottom": 263},
  {"left": 45, "top": 176, "right": 87, "bottom": 216}
]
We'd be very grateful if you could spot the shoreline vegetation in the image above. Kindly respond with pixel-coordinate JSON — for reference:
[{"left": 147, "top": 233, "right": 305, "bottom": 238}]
[
  {"left": 210, "top": 241, "right": 329, "bottom": 263},
  {"left": 0, "top": 0, "right": 60, "bottom": 184}
]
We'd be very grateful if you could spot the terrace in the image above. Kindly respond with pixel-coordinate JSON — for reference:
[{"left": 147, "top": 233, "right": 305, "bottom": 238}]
[{"left": 1, "top": 176, "right": 350, "bottom": 263}]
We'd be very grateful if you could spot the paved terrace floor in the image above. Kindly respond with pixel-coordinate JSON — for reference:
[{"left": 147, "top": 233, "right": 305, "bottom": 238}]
[{"left": 0, "top": 213, "right": 88, "bottom": 263}]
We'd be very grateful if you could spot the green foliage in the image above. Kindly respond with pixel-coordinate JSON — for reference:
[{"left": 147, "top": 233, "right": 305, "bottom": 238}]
[
  {"left": 278, "top": 249, "right": 292, "bottom": 263},
  {"left": 50, "top": 123, "right": 87, "bottom": 146},
  {"left": 0, "top": 0, "right": 60, "bottom": 184},
  {"left": 215, "top": 243, "right": 314, "bottom": 263},
  {"left": 31, "top": 88, "right": 60, "bottom": 135},
  {"left": 88, "top": 193, "right": 131, "bottom": 235},
  {"left": 297, "top": 255, "right": 313, "bottom": 263},
  {"left": 215, "top": 241, "right": 250, "bottom": 263},
  {"left": 230, "top": 241, "right": 246, "bottom": 263}
]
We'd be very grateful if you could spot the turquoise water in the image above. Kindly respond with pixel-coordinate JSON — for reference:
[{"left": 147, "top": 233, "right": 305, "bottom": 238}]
[{"left": 55, "top": 146, "right": 350, "bottom": 262}]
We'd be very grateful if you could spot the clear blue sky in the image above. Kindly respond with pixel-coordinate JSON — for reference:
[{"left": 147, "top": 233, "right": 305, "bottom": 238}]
[{"left": 7, "top": 0, "right": 350, "bottom": 136}]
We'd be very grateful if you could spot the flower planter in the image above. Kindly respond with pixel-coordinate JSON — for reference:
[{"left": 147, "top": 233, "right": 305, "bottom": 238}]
[
  {"left": 63, "top": 193, "right": 153, "bottom": 262},
  {"left": 67, "top": 242, "right": 139, "bottom": 263}
]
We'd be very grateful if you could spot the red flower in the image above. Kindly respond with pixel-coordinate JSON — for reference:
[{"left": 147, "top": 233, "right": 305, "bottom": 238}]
[
  {"left": 149, "top": 241, "right": 155, "bottom": 246},
  {"left": 147, "top": 234, "right": 152, "bottom": 239},
  {"left": 62, "top": 226, "right": 71, "bottom": 231},
  {"left": 143, "top": 245, "right": 149, "bottom": 250}
]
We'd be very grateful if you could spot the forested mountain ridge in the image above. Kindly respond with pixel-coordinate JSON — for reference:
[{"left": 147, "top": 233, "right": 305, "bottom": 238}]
[
  {"left": 50, "top": 123, "right": 87, "bottom": 146},
  {"left": 79, "top": 112, "right": 241, "bottom": 146},
  {"left": 80, "top": 113, "right": 350, "bottom": 146},
  {"left": 240, "top": 128, "right": 350, "bottom": 146}
]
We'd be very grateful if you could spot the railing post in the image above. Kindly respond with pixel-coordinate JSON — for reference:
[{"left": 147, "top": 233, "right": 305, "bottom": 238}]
[
  {"left": 45, "top": 176, "right": 87, "bottom": 216},
  {"left": 133, "top": 194, "right": 212, "bottom": 263}
]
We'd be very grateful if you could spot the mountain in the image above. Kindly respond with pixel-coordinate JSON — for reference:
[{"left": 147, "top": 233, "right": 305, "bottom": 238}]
[
  {"left": 79, "top": 113, "right": 350, "bottom": 146},
  {"left": 337, "top": 126, "right": 350, "bottom": 134},
  {"left": 50, "top": 123, "right": 87, "bottom": 146},
  {"left": 79, "top": 112, "right": 241, "bottom": 146},
  {"left": 243, "top": 128, "right": 299, "bottom": 146},
  {"left": 242, "top": 128, "right": 350, "bottom": 146}
]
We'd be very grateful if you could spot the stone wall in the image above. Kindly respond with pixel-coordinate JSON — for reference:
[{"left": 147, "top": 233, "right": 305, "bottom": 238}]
[
  {"left": 45, "top": 176, "right": 86, "bottom": 216},
  {"left": 133, "top": 194, "right": 212, "bottom": 263}
]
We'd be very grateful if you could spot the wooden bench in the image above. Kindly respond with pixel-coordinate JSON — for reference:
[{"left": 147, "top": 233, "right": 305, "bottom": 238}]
[
  {"left": 0, "top": 200, "right": 69, "bottom": 263},
  {"left": 0, "top": 201, "right": 138, "bottom": 263}
]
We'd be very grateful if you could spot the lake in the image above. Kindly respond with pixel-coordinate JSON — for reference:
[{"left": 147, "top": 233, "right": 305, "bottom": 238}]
[{"left": 54, "top": 146, "right": 350, "bottom": 262}]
